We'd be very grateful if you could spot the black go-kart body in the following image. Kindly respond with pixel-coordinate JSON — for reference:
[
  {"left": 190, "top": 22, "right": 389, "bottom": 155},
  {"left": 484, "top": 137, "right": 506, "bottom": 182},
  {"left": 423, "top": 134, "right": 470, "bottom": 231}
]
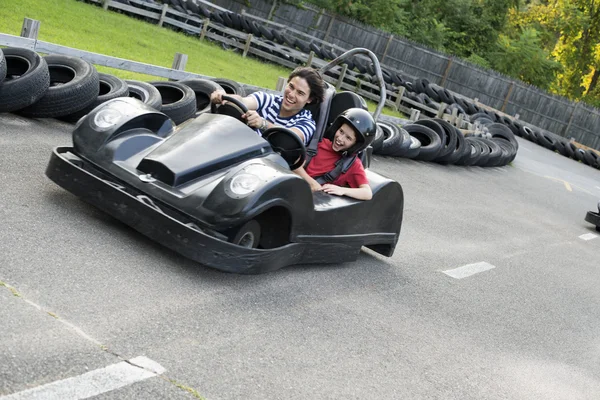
[
  {"left": 46, "top": 49, "right": 404, "bottom": 274},
  {"left": 585, "top": 201, "right": 600, "bottom": 232}
]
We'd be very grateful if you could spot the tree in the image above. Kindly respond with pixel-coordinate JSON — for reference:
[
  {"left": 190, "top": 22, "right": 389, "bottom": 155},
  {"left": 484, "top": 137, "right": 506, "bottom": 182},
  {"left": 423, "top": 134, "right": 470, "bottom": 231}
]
[
  {"left": 511, "top": 0, "right": 600, "bottom": 100},
  {"left": 488, "top": 28, "right": 562, "bottom": 89}
]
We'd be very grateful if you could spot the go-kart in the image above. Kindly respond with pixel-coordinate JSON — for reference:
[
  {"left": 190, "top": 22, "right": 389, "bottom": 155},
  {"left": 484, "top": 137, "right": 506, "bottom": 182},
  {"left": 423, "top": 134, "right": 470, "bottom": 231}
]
[
  {"left": 585, "top": 201, "right": 600, "bottom": 232},
  {"left": 46, "top": 48, "right": 404, "bottom": 274}
]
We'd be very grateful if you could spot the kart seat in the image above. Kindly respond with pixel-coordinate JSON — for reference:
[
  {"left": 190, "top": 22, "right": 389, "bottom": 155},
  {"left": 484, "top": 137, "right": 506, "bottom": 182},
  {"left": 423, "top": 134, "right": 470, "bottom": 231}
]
[
  {"left": 323, "top": 91, "right": 368, "bottom": 141},
  {"left": 304, "top": 82, "right": 336, "bottom": 142}
]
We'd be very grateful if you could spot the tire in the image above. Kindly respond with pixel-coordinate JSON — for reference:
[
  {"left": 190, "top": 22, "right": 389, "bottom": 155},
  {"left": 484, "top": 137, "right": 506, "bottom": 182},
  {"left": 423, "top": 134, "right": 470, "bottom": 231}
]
[
  {"left": 470, "top": 112, "right": 493, "bottom": 123},
  {"left": 478, "top": 138, "right": 503, "bottom": 167},
  {"left": 179, "top": 78, "right": 224, "bottom": 112},
  {"left": 378, "top": 122, "right": 404, "bottom": 156},
  {"left": 371, "top": 124, "right": 385, "bottom": 154},
  {"left": 126, "top": 79, "right": 163, "bottom": 110},
  {"left": 403, "top": 124, "right": 442, "bottom": 161},
  {"left": 519, "top": 125, "right": 535, "bottom": 142},
  {"left": 431, "top": 118, "right": 457, "bottom": 160},
  {"left": 493, "top": 139, "right": 516, "bottom": 166},
  {"left": 258, "top": 26, "right": 274, "bottom": 41},
  {"left": 537, "top": 132, "right": 557, "bottom": 151},
  {"left": 402, "top": 136, "right": 422, "bottom": 159},
  {"left": 0, "top": 47, "right": 50, "bottom": 113},
  {"left": 0, "top": 48, "right": 6, "bottom": 84},
  {"left": 309, "top": 42, "right": 323, "bottom": 59},
  {"left": 61, "top": 73, "right": 129, "bottom": 123},
  {"left": 414, "top": 78, "right": 429, "bottom": 94},
  {"left": 469, "top": 138, "right": 492, "bottom": 166},
  {"left": 294, "top": 38, "right": 311, "bottom": 53},
  {"left": 486, "top": 123, "right": 519, "bottom": 150},
  {"left": 573, "top": 148, "right": 586, "bottom": 162},
  {"left": 461, "top": 138, "right": 484, "bottom": 166},
  {"left": 230, "top": 13, "right": 243, "bottom": 31},
  {"left": 436, "top": 126, "right": 466, "bottom": 165},
  {"left": 412, "top": 119, "right": 447, "bottom": 158},
  {"left": 150, "top": 81, "right": 196, "bottom": 125},
  {"left": 18, "top": 54, "right": 99, "bottom": 118},
  {"left": 271, "top": 29, "right": 286, "bottom": 44},
  {"left": 228, "top": 220, "right": 261, "bottom": 248},
  {"left": 210, "top": 78, "right": 245, "bottom": 96},
  {"left": 582, "top": 150, "right": 600, "bottom": 168}
]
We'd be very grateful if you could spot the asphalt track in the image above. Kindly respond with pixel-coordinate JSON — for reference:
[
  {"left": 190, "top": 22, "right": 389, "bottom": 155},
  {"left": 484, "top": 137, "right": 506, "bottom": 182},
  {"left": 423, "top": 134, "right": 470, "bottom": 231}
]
[{"left": 1, "top": 112, "right": 600, "bottom": 399}]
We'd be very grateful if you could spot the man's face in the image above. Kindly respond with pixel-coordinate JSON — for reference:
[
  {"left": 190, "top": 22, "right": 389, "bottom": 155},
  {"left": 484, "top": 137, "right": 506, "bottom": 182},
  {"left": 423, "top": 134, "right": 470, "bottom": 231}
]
[{"left": 281, "top": 76, "right": 311, "bottom": 116}]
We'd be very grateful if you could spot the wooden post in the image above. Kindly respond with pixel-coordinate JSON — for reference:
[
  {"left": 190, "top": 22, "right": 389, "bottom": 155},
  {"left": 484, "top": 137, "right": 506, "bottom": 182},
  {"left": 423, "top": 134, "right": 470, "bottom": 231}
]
[
  {"left": 501, "top": 82, "right": 514, "bottom": 112},
  {"left": 440, "top": 57, "right": 453, "bottom": 86},
  {"left": 336, "top": 64, "right": 347, "bottom": 90},
  {"left": 456, "top": 113, "right": 464, "bottom": 128},
  {"left": 381, "top": 34, "right": 394, "bottom": 63},
  {"left": 394, "top": 86, "right": 405, "bottom": 112},
  {"left": 170, "top": 53, "right": 187, "bottom": 80},
  {"left": 242, "top": 33, "right": 253, "bottom": 58},
  {"left": 276, "top": 77, "right": 287, "bottom": 92},
  {"left": 20, "top": 18, "right": 40, "bottom": 39},
  {"left": 436, "top": 102, "right": 447, "bottom": 118},
  {"left": 449, "top": 106, "right": 458, "bottom": 124},
  {"left": 267, "top": 0, "right": 277, "bottom": 20},
  {"left": 306, "top": 51, "right": 314, "bottom": 67},
  {"left": 158, "top": 3, "right": 168, "bottom": 27},
  {"left": 102, "top": 0, "right": 110, "bottom": 10},
  {"left": 563, "top": 102, "right": 580, "bottom": 137},
  {"left": 410, "top": 109, "right": 421, "bottom": 121},
  {"left": 199, "top": 18, "right": 210, "bottom": 41},
  {"left": 323, "top": 14, "right": 335, "bottom": 42}
]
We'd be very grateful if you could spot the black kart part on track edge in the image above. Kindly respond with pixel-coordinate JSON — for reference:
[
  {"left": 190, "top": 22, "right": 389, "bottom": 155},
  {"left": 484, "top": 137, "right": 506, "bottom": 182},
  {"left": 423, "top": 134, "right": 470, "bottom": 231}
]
[
  {"left": 584, "top": 202, "right": 600, "bottom": 232},
  {"left": 45, "top": 49, "right": 403, "bottom": 274}
]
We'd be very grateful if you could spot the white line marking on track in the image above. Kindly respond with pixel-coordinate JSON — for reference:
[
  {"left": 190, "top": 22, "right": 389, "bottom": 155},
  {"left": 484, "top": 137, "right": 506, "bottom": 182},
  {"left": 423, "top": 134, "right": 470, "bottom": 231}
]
[
  {"left": 0, "top": 356, "right": 164, "bottom": 400},
  {"left": 442, "top": 262, "right": 496, "bottom": 279},
  {"left": 579, "top": 233, "right": 598, "bottom": 241}
]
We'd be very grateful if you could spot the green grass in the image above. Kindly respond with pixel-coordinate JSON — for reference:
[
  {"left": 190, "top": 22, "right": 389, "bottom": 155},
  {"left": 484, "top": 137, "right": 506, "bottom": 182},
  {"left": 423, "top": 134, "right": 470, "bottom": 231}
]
[{"left": 0, "top": 0, "right": 405, "bottom": 117}]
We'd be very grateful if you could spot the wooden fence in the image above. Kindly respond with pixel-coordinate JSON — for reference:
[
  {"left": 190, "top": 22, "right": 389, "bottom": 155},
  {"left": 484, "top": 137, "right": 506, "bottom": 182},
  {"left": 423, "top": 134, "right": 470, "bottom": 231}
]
[
  {"left": 206, "top": 0, "right": 600, "bottom": 149},
  {"left": 1, "top": 5, "right": 461, "bottom": 126}
]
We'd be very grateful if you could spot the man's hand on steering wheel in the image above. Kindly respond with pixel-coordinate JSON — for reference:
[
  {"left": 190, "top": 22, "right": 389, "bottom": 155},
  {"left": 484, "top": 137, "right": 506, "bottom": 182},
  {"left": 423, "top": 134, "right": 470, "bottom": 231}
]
[{"left": 243, "top": 110, "right": 264, "bottom": 129}]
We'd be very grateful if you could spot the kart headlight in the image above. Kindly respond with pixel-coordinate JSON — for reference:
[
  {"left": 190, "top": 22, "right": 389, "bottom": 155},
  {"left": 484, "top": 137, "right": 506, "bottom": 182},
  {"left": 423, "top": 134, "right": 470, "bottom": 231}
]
[
  {"left": 224, "top": 164, "right": 278, "bottom": 199},
  {"left": 92, "top": 108, "right": 123, "bottom": 131},
  {"left": 229, "top": 173, "right": 261, "bottom": 196},
  {"left": 90, "top": 99, "right": 144, "bottom": 131}
]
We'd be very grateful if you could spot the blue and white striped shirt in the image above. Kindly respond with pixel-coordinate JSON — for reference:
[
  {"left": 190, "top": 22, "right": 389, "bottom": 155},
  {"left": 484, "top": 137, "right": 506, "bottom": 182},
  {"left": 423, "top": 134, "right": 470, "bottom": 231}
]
[{"left": 250, "top": 92, "right": 316, "bottom": 145}]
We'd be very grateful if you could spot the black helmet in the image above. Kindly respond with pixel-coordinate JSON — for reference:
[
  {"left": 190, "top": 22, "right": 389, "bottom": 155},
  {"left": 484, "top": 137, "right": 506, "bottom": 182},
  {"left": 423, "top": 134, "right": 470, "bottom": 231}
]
[{"left": 326, "top": 108, "right": 376, "bottom": 155}]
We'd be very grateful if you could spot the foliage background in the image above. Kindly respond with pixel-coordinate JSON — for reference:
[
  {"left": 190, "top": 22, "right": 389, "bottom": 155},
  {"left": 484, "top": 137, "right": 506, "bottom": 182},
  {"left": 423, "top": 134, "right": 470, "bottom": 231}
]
[{"left": 301, "top": 0, "right": 600, "bottom": 107}]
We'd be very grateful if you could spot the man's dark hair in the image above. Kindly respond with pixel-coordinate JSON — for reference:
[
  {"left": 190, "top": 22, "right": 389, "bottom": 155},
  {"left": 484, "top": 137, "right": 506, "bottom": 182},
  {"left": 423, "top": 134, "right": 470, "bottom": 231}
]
[{"left": 288, "top": 67, "right": 325, "bottom": 104}]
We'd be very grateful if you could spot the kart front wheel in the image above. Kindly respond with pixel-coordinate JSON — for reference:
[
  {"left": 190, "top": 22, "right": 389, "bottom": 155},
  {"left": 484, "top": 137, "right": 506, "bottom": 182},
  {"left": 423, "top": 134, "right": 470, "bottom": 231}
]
[{"left": 229, "top": 220, "right": 261, "bottom": 249}]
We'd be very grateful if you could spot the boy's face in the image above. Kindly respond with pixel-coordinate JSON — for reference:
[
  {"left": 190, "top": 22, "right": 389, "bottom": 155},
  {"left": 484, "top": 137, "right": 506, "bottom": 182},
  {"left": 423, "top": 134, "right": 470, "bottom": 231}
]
[{"left": 332, "top": 123, "right": 357, "bottom": 152}]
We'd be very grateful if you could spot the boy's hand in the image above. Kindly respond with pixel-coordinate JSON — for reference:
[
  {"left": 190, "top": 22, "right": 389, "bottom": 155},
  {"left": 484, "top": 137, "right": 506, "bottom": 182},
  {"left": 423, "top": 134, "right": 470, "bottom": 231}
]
[
  {"left": 308, "top": 178, "right": 322, "bottom": 192},
  {"left": 322, "top": 184, "right": 346, "bottom": 196}
]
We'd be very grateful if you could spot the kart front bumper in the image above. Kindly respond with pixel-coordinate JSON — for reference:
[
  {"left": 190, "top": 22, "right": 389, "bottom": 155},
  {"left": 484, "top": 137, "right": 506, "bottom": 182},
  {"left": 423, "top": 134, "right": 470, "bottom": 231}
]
[{"left": 45, "top": 147, "right": 361, "bottom": 274}]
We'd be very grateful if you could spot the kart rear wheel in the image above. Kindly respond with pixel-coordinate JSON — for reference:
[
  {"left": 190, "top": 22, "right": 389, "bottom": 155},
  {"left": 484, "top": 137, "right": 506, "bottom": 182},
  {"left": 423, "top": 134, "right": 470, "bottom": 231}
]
[{"left": 229, "top": 220, "right": 261, "bottom": 248}]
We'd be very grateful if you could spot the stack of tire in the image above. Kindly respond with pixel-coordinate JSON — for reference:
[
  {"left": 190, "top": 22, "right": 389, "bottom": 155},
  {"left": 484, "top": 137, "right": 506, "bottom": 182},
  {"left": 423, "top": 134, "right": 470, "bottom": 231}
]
[
  {"left": 371, "top": 117, "right": 518, "bottom": 167},
  {"left": 469, "top": 110, "right": 600, "bottom": 169},
  {"left": 0, "top": 47, "right": 246, "bottom": 127},
  {"left": 389, "top": 76, "right": 600, "bottom": 169}
]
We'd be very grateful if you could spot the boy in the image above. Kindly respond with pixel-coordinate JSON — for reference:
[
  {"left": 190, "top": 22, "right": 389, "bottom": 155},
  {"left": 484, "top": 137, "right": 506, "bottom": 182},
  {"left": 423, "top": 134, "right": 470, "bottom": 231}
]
[{"left": 294, "top": 108, "right": 376, "bottom": 201}]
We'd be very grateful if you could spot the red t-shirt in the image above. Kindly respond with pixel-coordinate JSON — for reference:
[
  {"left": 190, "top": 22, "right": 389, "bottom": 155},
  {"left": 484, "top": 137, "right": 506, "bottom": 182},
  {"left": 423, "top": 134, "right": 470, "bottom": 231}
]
[{"left": 306, "top": 139, "right": 369, "bottom": 188}]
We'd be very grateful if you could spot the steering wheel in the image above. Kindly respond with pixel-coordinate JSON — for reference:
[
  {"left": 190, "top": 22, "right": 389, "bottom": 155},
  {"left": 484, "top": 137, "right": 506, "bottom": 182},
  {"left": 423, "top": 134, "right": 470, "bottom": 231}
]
[
  {"left": 262, "top": 127, "right": 307, "bottom": 170},
  {"left": 211, "top": 94, "right": 248, "bottom": 122}
]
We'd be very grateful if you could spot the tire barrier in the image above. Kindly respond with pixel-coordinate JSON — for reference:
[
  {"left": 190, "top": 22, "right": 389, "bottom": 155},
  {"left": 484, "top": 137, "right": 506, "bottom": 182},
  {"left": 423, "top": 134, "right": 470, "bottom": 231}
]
[
  {"left": 372, "top": 118, "right": 520, "bottom": 168},
  {"left": 0, "top": 46, "right": 236, "bottom": 127},
  {"left": 77, "top": 0, "right": 600, "bottom": 169}
]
